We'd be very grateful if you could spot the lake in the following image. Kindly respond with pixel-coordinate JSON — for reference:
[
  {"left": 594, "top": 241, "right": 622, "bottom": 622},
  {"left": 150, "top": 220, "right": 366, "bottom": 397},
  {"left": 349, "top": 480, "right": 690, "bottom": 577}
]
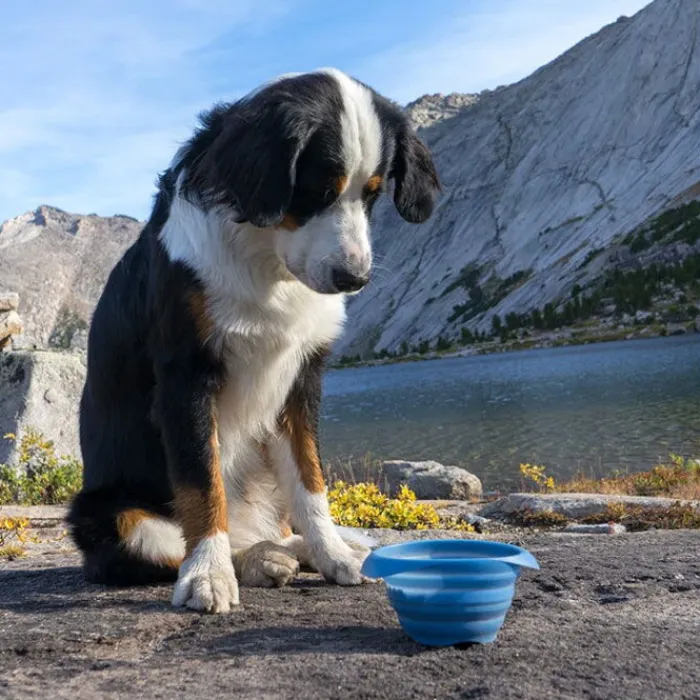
[{"left": 319, "top": 335, "right": 700, "bottom": 492}]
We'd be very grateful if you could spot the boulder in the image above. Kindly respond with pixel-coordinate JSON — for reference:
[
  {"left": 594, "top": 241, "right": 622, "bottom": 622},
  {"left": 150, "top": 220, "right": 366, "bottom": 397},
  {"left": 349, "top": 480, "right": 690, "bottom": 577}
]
[
  {"left": 665, "top": 322, "right": 687, "bottom": 336},
  {"left": 0, "top": 351, "right": 86, "bottom": 465},
  {"left": 382, "top": 460, "right": 483, "bottom": 501},
  {"left": 635, "top": 310, "right": 653, "bottom": 323}
]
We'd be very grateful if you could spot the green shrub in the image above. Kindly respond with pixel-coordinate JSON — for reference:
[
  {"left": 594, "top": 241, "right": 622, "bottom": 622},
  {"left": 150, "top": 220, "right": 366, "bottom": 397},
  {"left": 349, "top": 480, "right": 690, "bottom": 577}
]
[
  {"left": 435, "top": 335, "right": 452, "bottom": 352},
  {"left": 328, "top": 481, "right": 473, "bottom": 531},
  {"left": 0, "top": 430, "right": 83, "bottom": 505},
  {"left": 459, "top": 327, "right": 474, "bottom": 345}
]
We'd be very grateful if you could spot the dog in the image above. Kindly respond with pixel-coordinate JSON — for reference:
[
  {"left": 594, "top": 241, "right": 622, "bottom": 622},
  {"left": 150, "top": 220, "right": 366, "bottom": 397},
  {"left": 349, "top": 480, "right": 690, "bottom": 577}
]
[{"left": 67, "top": 68, "right": 439, "bottom": 613}]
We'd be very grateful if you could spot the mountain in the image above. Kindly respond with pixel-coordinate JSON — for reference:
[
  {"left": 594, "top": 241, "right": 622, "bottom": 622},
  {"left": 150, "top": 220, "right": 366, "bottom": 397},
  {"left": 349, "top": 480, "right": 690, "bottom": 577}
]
[
  {"left": 1, "top": 0, "right": 699, "bottom": 356},
  {"left": 336, "top": 0, "right": 700, "bottom": 357},
  {"left": 0, "top": 207, "right": 140, "bottom": 349}
]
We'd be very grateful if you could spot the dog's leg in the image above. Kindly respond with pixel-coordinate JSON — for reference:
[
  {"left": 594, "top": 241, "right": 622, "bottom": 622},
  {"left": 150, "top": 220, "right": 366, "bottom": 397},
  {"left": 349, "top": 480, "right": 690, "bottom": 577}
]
[
  {"left": 268, "top": 351, "right": 372, "bottom": 586},
  {"left": 154, "top": 358, "right": 238, "bottom": 613},
  {"left": 224, "top": 450, "right": 300, "bottom": 588},
  {"left": 268, "top": 436, "right": 372, "bottom": 585}
]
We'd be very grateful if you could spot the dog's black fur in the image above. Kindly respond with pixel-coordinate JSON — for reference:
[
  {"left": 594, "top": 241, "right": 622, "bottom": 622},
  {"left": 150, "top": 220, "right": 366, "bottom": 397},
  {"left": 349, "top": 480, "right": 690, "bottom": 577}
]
[{"left": 67, "top": 70, "right": 439, "bottom": 588}]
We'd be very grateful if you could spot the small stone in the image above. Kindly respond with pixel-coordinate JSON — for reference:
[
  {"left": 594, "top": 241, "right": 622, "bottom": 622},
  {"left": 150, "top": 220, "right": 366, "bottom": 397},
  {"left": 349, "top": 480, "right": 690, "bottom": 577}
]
[
  {"left": 465, "top": 514, "right": 490, "bottom": 525},
  {"left": 0, "top": 311, "right": 23, "bottom": 349},
  {"left": 564, "top": 523, "right": 627, "bottom": 534},
  {"left": 0, "top": 310, "right": 23, "bottom": 337},
  {"left": 90, "top": 661, "right": 112, "bottom": 671},
  {"left": 0, "top": 293, "right": 19, "bottom": 312}
]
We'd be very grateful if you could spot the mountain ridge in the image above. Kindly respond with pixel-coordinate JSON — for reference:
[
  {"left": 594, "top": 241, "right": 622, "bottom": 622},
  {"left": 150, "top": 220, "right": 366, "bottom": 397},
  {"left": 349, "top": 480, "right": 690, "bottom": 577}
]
[
  {"left": 2, "top": 0, "right": 698, "bottom": 356},
  {"left": 337, "top": 0, "right": 700, "bottom": 356}
]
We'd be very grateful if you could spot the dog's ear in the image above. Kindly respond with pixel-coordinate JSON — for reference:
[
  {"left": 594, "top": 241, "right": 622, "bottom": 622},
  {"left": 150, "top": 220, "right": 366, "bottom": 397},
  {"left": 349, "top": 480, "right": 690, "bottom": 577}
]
[
  {"left": 192, "top": 98, "right": 314, "bottom": 228},
  {"left": 391, "top": 126, "right": 440, "bottom": 224}
]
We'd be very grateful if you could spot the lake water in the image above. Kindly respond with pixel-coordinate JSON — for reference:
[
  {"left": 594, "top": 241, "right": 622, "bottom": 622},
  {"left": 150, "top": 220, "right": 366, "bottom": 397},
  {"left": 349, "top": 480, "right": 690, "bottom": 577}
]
[{"left": 319, "top": 335, "right": 700, "bottom": 492}]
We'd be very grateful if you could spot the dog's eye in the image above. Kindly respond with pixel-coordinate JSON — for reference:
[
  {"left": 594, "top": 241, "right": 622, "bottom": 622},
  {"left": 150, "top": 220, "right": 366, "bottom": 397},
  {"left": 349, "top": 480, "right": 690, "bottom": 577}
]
[
  {"left": 362, "top": 178, "right": 383, "bottom": 214},
  {"left": 322, "top": 187, "right": 337, "bottom": 205},
  {"left": 362, "top": 175, "right": 383, "bottom": 202}
]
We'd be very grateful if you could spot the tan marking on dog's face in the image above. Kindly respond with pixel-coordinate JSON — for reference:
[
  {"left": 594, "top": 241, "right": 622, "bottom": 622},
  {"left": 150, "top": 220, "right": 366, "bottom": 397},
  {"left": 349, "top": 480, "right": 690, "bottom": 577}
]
[
  {"left": 187, "top": 290, "right": 214, "bottom": 343},
  {"left": 279, "top": 402, "right": 325, "bottom": 494},
  {"left": 174, "top": 411, "right": 228, "bottom": 555},
  {"left": 280, "top": 213, "right": 300, "bottom": 231},
  {"left": 365, "top": 175, "right": 383, "bottom": 193},
  {"left": 334, "top": 175, "right": 349, "bottom": 196}
]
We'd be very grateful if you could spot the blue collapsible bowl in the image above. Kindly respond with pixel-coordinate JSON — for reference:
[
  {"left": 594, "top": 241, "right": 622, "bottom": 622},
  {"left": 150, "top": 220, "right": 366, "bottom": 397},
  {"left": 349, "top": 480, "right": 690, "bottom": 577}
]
[{"left": 361, "top": 539, "right": 539, "bottom": 646}]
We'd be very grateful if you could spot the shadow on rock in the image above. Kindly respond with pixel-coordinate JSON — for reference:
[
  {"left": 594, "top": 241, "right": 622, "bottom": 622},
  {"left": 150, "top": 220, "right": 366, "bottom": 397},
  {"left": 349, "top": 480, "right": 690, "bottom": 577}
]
[
  {"left": 0, "top": 566, "right": 172, "bottom": 614},
  {"left": 209, "top": 625, "right": 430, "bottom": 656}
]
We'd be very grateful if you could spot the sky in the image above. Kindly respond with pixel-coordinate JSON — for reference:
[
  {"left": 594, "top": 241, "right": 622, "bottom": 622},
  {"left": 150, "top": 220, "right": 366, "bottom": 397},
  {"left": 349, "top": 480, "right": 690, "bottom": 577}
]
[{"left": 0, "top": 0, "right": 651, "bottom": 223}]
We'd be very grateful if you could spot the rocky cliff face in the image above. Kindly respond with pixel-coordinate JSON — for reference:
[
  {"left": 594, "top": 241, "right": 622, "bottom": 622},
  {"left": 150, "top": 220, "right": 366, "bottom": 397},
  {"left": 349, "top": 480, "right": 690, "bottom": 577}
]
[
  {"left": 1, "top": 0, "right": 697, "bottom": 359},
  {"left": 336, "top": 0, "right": 700, "bottom": 357},
  {"left": 0, "top": 207, "right": 140, "bottom": 349}
]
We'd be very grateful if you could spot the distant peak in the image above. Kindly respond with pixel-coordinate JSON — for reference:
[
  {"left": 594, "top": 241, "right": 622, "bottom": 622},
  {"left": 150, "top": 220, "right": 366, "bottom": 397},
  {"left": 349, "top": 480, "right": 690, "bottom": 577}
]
[{"left": 404, "top": 92, "right": 480, "bottom": 129}]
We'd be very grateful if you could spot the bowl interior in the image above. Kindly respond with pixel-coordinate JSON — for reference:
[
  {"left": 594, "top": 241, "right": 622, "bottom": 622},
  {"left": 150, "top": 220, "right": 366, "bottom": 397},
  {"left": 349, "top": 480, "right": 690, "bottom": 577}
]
[
  {"left": 382, "top": 540, "right": 525, "bottom": 561},
  {"left": 361, "top": 539, "right": 540, "bottom": 580}
]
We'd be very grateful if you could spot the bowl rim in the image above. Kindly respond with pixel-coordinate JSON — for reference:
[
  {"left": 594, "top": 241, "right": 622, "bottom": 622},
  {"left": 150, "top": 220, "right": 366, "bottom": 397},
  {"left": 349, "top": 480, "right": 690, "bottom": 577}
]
[{"left": 361, "top": 539, "right": 540, "bottom": 578}]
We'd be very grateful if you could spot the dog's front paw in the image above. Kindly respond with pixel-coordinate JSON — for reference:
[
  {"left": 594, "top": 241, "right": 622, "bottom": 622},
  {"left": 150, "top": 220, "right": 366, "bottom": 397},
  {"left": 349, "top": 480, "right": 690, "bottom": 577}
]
[
  {"left": 316, "top": 541, "right": 374, "bottom": 586},
  {"left": 234, "top": 541, "right": 300, "bottom": 588},
  {"left": 172, "top": 533, "right": 239, "bottom": 613},
  {"left": 346, "top": 540, "right": 372, "bottom": 556}
]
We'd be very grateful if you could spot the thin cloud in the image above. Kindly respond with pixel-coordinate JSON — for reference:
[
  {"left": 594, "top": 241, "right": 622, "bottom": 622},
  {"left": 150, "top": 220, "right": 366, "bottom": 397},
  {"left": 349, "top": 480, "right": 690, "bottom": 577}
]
[
  {"left": 0, "top": 0, "right": 293, "bottom": 221},
  {"left": 353, "top": 0, "right": 651, "bottom": 102},
  {"left": 0, "top": 0, "right": 652, "bottom": 222}
]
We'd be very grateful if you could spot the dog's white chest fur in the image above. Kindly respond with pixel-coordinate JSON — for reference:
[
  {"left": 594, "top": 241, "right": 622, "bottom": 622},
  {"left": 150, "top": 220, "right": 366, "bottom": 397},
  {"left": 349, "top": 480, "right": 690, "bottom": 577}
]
[
  {"left": 211, "top": 282, "right": 345, "bottom": 467},
  {"left": 159, "top": 190, "right": 346, "bottom": 472}
]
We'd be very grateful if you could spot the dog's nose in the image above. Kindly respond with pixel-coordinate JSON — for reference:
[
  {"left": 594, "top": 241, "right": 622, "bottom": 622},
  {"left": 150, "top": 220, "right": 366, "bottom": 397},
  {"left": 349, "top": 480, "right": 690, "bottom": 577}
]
[{"left": 331, "top": 267, "right": 370, "bottom": 293}]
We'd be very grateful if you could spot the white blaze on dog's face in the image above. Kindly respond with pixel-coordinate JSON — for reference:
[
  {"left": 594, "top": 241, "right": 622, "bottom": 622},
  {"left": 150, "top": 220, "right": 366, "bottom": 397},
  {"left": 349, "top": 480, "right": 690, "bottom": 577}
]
[
  {"left": 275, "top": 184, "right": 374, "bottom": 296},
  {"left": 273, "top": 70, "right": 382, "bottom": 295},
  {"left": 179, "top": 68, "right": 440, "bottom": 295}
]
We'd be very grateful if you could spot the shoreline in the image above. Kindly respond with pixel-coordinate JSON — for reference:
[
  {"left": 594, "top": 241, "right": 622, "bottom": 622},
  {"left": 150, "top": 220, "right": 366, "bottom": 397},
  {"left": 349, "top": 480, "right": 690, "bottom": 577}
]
[
  {"left": 4, "top": 487, "right": 699, "bottom": 540},
  {"left": 330, "top": 323, "right": 699, "bottom": 370}
]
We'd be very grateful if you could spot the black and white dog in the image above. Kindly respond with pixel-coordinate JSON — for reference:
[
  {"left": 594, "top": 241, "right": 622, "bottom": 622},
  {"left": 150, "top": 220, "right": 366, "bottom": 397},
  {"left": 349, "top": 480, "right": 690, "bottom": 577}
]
[{"left": 68, "top": 68, "right": 439, "bottom": 613}]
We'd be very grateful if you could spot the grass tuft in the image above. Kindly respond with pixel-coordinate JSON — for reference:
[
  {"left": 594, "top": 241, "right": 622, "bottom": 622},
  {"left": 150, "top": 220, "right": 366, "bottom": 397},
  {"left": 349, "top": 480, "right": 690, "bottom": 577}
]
[
  {"left": 520, "top": 455, "right": 700, "bottom": 500},
  {"left": 582, "top": 502, "right": 700, "bottom": 531},
  {"left": 0, "top": 517, "right": 33, "bottom": 559},
  {"left": 506, "top": 509, "right": 570, "bottom": 528}
]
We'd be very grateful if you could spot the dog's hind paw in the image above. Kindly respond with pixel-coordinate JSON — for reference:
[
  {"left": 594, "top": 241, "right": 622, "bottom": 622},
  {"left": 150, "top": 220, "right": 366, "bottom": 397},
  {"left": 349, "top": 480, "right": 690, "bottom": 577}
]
[{"left": 234, "top": 540, "right": 300, "bottom": 588}]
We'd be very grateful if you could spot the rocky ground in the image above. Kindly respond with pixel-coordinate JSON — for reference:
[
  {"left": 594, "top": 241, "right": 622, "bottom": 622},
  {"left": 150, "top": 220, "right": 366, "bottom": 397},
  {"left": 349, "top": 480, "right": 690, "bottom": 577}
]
[{"left": 1, "top": 511, "right": 699, "bottom": 700}]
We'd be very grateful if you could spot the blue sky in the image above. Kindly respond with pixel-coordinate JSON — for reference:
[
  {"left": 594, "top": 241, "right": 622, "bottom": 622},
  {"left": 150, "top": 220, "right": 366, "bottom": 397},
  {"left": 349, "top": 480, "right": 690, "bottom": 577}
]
[{"left": 0, "top": 0, "right": 650, "bottom": 223}]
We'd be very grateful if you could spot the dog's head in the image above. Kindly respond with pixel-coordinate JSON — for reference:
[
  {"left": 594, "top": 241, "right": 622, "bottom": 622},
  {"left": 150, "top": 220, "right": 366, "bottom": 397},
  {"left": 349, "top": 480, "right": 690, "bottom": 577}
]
[{"left": 181, "top": 68, "right": 440, "bottom": 295}]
